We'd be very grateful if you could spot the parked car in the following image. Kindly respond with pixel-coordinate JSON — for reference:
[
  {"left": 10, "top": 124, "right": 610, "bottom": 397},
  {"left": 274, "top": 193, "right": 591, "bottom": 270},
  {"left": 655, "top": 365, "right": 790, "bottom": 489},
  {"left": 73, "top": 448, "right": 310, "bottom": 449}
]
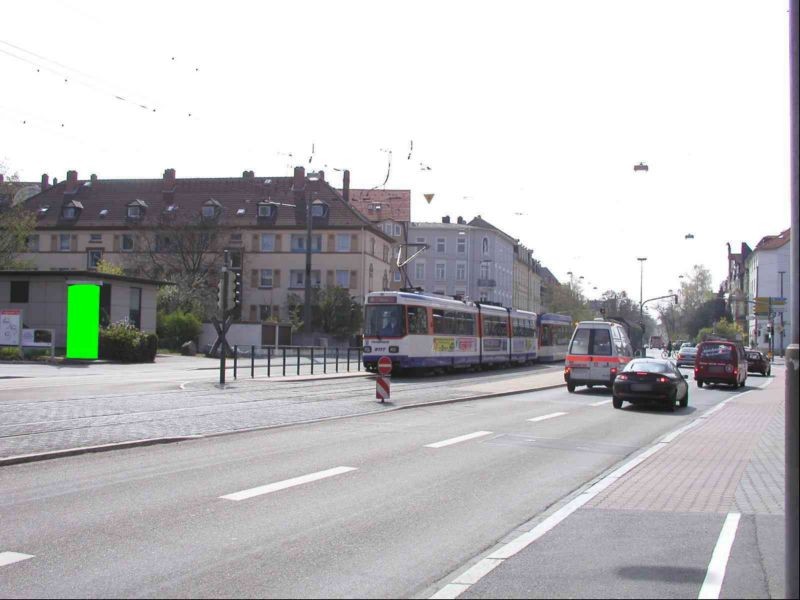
[
  {"left": 695, "top": 340, "right": 748, "bottom": 388},
  {"left": 746, "top": 350, "right": 771, "bottom": 376},
  {"left": 612, "top": 358, "right": 689, "bottom": 411},
  {"left": 675, "top": 345, "right": 698, "bottom": 367}
]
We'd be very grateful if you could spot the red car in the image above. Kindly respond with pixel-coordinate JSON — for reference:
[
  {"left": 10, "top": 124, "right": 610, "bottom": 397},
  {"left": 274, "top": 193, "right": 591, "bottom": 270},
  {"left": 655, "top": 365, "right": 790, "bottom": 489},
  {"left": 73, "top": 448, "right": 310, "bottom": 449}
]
[{"left": 695, "top": 340, "right": 747, "bottom": 388}]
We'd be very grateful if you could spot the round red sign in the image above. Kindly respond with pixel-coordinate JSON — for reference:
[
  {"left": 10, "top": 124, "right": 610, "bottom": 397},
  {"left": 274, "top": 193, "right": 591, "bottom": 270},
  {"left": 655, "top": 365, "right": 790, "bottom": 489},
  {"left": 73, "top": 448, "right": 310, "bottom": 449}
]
[{"left": 377, "top": 356, "right": 393, "bottom": 375}]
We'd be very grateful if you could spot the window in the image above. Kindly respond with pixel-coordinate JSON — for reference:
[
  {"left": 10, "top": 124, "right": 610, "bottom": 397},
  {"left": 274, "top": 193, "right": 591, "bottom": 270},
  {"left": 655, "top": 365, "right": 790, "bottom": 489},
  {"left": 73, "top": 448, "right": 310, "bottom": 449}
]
[
  {"left": 336, "top": 270, "right": 351, "bottom": 288},
  {"left": 435, "top": 262, "right": 446, "bottom": 281},
  {"left": 364, "top": 305, "right": 404, "bottom": 337},
  {"left": 481, "top": 314, "right": 508, "bottom": 337},
  {"left": 416, "top": 236, "right": 426, "bottom": 244},
  {"left": 10, "top": 281, "right": 29, "bottom": 303},
  {"left": 336, "top": 234, "right": 351, "bottom": 252},
  {"left": 291, "top": 235, "right": 322, "bottom": 252},
  {"left": 311, "top": 203, "right": 327, "bottom": 217},
  {"left": 482, "top": 237, "right": 489, "bottom": 255},
  {"left": 393, "top": 270, "right": 402, "bottom": 282},
  {"left": 62, "top": 206, "right": 77, "bottom": 219},
  {"left": 26, "top": 235, "right": 39, "bottom": 251},
  {"left": 121, "top": 234, "right": 134, "bottom": 252},
  {"left": 480, "top": 263, "right": 489, "bottom": 279},
  {"left": 259, "top": 305, "right": 272, "bottom": 321},
  {"left": 384, "top": 223, "right": 393, "bottom": 235},
  {"left": 436, "top": 237, "right": 446, "bottom": 253},
  {"left": 393, "top": 223, "right": 402, "bottom": 236},
  {"left": 370, "top": 238, "right": 376, "bottom": 255},
  {"left": 382, "top": 245, "right": 389, "bottom": 262},
  {"left": 457, "top": 237, "right": 466, "bottom": 254},
  {"left": 407, "top": 305, "right": 429, "bottom": 334},
  {"left": 59, "top": 234, "right": 71, "bottom": 252},
  {"left": 129, "top": 287, "right": 142, "bottom": 329},
  {"left": 229, "top": 233, "right": 242, "bottom": 243},
  {"left": 87, "top": 249, "right": 102, "bottom": 269},
  {"left": 127, "top": 205, "right": 141, "bottom": 219},
  {"left": 433, "top": 309, "right": 476, "bottom": 335},
  {"left": 259, "top": 269, "right": 274, "bottom": 288},
  {"left": 202, "top": 205, "right": 216, "bottom": 218},
  {"left": 260, "top": 234, "right": 276, "bottom": 252},
  {"left": 456, "top": 263, "right": 466, "bottom": 281},
  {"left": 90, "top": 233, "right": 102, "bottom": 243},
  {"left": 258, "top": 204, "right": 274, "bottom": 218},
  {"left": 415, "top": 262, "right": 425, "bottom": 280},
  {"left": 228, "top": 251, "right": 242, "bottom": 269},
  {"left": 290, "top": 270, "right": 321, "bottom": 288}
]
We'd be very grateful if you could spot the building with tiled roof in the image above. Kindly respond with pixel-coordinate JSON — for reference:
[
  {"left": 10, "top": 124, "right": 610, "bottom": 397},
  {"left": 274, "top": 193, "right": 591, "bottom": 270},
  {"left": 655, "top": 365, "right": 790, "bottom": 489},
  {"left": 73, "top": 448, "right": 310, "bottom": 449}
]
[{"left": 16, "top": 167, "right": 395, "bottom": 324}]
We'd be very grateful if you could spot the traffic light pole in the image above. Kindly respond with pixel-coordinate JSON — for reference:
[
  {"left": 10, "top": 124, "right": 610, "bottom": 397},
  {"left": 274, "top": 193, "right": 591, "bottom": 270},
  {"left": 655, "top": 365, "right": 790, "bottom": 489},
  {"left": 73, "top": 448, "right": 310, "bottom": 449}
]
[{"left": 219, "top": 251, "right": 229, "bottom": 386}]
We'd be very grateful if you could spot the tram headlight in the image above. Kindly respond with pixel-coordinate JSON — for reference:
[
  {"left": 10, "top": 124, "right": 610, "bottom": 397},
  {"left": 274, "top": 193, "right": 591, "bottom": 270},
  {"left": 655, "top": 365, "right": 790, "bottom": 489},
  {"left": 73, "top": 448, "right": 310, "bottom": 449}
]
[
  {"left": 363, "top": 346, "right": 372, "bottom": 353},
  {"left": 389, "top": 346, "right": 399, "bottom": 353}
]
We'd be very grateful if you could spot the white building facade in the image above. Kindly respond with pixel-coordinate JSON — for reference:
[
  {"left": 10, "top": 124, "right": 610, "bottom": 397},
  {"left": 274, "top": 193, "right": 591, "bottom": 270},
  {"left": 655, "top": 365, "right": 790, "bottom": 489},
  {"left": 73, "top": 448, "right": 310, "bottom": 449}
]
[{"left": 745, "top": 229, "right": 792, "bottom": 354}]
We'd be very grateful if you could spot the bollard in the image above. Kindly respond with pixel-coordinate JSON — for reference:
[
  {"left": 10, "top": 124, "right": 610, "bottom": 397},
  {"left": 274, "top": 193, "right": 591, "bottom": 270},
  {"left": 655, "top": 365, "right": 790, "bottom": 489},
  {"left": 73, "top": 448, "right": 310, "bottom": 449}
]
[
  {"left": 310, "top": 347, "right": 315, "bottom": 375},
  {"left": 282, "top": 347, "right": 287, "bottom": 376},
  {"left": 251, "top": 345, "right": 255, "bottom": 378},
  {"left": 335, "top": 347, "right": 339, "bottom": 373},
  {"left": 297, "top": 347, "right": 301, "bottom": 376},
  {"left": 358, "top": 348, "right": 362, "bottom": 371},
  {"left": 323, "top": 347, "right": 327, "bottom": 374},
  {"left": 267, "top": 347, "right": 272, "bottom": 378},
  {"left": 233, "top": 345, "right": 238, "bottom": 379},
  {"left": 347, "top": 348, "right": 351, "bottom": 372}
]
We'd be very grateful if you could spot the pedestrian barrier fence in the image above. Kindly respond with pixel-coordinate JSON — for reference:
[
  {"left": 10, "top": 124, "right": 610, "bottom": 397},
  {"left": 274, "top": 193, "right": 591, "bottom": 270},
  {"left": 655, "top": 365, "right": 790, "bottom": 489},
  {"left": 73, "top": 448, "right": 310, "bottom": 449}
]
[{"left": 231, "top": 345, "right": 363, "bottom": 379}]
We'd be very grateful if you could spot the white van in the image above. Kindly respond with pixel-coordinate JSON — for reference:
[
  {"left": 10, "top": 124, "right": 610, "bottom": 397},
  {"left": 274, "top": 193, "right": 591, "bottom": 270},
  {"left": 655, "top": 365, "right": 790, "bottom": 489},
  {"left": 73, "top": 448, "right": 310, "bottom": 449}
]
[{"left": 564, "top": 320, "right": 634, "bottom": 392}]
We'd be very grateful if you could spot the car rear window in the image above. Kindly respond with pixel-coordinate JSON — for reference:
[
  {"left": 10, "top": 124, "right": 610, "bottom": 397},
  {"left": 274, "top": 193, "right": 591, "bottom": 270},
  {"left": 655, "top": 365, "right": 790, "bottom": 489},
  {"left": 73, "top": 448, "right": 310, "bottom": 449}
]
[
  {"left": 699, "top": 343, "right": 734, "bottom": 360},
  {"left": 569, "top": 328, "right": 612, "bottom": 356},
  {"left": 624, "top": 361, "right": 671, "bottom": 373}
]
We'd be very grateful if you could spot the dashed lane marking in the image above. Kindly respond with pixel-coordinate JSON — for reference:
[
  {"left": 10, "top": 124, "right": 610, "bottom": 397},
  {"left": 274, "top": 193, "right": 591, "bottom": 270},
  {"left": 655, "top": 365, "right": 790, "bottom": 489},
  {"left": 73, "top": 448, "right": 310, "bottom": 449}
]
[
  {"left": 0, "top": 552, "right": 34, "bottom": 567},
  {"left": 698, "top": 512, "right": 741, "bottom": 599},
  {"left": 425, "top": 431, "right": 493, "bottom": 449},
  {"left": 527, "top": 412, "right": 568, "bottom": 423},
  {"left": 589, "top": 399, "right": 612, "bottom": 407},
  {"left": 220, "top": 466, "right": 357, "bottom": 501}
]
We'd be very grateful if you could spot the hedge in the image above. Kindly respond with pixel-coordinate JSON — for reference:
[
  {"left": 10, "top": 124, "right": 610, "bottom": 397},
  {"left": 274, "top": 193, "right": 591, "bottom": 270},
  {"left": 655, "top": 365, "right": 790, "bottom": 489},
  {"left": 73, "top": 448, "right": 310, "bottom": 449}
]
[
  {"left": 157, "top": 310, "right": 202, "bottom": 350},
  {"left": 99, "top": 321, "right": 158, "bottom": 363}
]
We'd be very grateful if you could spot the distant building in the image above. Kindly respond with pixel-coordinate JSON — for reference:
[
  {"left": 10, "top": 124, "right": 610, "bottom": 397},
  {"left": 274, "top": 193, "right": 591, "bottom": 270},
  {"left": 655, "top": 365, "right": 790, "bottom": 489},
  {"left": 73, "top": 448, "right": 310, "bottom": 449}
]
[
  {"left": 744, "top": 228, "right": 791, "bottom": 354},
  {"left": 723, "top": 241, "right": 753, "bottom": 335},
  {"left": 513, "top": 242, "right": 543, "bottom": 313}
]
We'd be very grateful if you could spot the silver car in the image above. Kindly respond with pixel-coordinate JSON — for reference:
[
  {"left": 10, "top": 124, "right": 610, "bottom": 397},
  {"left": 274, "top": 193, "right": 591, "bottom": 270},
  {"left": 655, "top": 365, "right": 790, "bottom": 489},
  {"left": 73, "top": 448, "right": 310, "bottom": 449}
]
[{"left": 675, "top": 345, "right": 697, "bottom": 367}]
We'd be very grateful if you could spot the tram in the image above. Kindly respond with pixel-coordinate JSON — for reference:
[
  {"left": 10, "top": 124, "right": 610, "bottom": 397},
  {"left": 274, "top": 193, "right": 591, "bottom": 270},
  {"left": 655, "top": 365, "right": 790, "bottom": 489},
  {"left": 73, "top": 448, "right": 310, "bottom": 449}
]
[
  {"left": 362, "top": 291, "right": 537, "bottom": 373},
  {"left": 536, "top": 313, "right": 573, "bottom": 362}
]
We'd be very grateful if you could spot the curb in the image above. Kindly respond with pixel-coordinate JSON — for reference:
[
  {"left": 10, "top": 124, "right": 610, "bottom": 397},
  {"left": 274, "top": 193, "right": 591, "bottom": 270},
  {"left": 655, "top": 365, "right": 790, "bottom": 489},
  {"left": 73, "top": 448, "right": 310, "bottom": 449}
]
[
  {"left": 0, "top": 436, "right": 203, "bottom": 467},
  {"left": 0, "top": 381, "right": 566, "bottom": 466}
]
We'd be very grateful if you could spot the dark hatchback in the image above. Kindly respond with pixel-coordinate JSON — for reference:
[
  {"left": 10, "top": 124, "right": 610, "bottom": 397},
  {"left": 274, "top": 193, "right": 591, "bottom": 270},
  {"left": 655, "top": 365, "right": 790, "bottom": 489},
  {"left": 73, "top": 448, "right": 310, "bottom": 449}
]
[
  {"left": 746, "top": 350, "right": 771, "bottom": 376},
  {"left": 612, "top": 358, "right": 689, "bottom": 411}
]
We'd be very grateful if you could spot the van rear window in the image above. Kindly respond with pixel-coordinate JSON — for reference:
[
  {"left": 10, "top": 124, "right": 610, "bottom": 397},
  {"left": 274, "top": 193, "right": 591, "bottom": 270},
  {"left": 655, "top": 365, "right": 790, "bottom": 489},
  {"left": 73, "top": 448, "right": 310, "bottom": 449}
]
[
  {"left": 569, "top": 328, "right": 612, "bottom": 356},
  {"left": 699, "top": 344, "right": 733, "bottom": 359}
]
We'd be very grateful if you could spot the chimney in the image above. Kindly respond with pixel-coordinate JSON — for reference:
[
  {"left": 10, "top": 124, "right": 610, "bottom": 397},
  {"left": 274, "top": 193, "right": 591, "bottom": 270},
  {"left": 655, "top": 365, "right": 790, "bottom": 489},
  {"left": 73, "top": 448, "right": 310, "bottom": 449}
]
[
  {"left": 65, "top": 170, "right": 79, "bottom": 193},
  {"left": 41, "top": 174, "right": 50, "bottom": 190},
  {"left": 342, "top": 169, "right": 350, "bottom": 203},
  {"left": 293, "top": 166, "right": 305, "bottom": 191},
  {"left": 442, "top": 216, "right": 451, "bottom": 224},
  {"left": 90, "top": 173, "right": 98, "bottom": 184},
  {"left": 242, "top": 170, "right": 254, "bottom": 178},
  {"left": 163, "top": 168, "right": 176, "bottom": 189},
  {"left": 53, "top": 177, "right": 58, "bottom": 185},
  {"left": 457, "top": 216, "right": 464, "bottom": 224},
  {"left": 317, "top": 170, "right": 324, "bottom": 182}
]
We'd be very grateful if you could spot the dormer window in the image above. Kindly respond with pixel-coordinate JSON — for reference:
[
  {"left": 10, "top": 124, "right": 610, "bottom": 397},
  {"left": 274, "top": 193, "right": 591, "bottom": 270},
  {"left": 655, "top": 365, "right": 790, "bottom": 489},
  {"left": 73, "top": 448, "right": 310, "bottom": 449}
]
[
  {"left": 202, "top": 205, "right": 216, "bottom": 218},
  {"left": 126, "top": 199, "right": 147, "bottom": 220},
  {"left": 257, "top": 203, "right": 275, "bottom": 218},
  {"left": 311, "top": 201, "right": 328, "bottom": 218},
  {"left": 202, "top": 198, "right": 222, "bottom": 219},
  {"left": 62, "top": 207, "right": 77, "bottom": 219}
]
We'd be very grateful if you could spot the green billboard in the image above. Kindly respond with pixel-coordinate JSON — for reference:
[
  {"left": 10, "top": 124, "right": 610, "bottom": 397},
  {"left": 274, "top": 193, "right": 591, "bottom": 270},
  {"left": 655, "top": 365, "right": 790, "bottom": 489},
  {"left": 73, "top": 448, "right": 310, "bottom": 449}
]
[{"left": 66, "top": 284, "right": 100, "bottom": 359}]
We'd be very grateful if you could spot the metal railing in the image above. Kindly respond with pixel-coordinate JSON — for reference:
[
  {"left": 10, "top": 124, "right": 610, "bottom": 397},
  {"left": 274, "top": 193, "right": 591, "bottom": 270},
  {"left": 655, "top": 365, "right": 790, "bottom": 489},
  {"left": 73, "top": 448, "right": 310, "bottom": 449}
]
[{"left": 231, "top": 345, "right": 363, "bottom": 379}]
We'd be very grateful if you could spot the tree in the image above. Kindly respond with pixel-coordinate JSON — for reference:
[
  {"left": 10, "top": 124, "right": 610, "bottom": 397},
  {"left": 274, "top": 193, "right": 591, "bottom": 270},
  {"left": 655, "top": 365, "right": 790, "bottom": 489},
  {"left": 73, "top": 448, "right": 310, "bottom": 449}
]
[
  {"left": 548, "top": 281, "right": 593, "bottom": 323},
  {"left": 0, "top": 205, "right": 36, "bottom": 270},
  {"left": 95, "top": 259, "right": 125, "bottom": 276},
  {"left": 697, "top": 317, "right": 746, "bottom": 343},
  {"left": 285, "top": 288, "right": 363, "bottom": 337}
]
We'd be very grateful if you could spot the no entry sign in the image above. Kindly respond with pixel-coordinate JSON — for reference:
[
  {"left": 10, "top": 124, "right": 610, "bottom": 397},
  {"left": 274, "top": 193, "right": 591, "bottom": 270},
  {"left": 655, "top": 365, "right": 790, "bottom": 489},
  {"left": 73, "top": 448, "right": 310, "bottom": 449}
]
[{"left": 377, "top": 356, "right": 393, "bottom": 376}]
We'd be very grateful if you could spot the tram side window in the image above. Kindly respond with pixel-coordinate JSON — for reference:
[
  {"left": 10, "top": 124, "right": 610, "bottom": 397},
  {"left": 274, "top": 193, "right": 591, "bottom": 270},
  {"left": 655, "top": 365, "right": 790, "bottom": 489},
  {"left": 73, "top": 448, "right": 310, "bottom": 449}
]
[
  {"left": 407, "top": 306, "right": 429, "bottom": 335},
  {"left": 433, "top": 309, "right": 475, "bottom": 335},
  {"left": 457, "top": 312, "right": 476, "bottom": 335},
  {"left": 513, "top": 319, "right": 535, "bottom": 337},
  {"left": 540, "top": 324, "right": 553, "bottom": 346},
  {"left": 483, "top": 315, "right": 508, "bottom": 337},
  {"left": 556, "top": 325, "right": 572, "bottom": 345}
]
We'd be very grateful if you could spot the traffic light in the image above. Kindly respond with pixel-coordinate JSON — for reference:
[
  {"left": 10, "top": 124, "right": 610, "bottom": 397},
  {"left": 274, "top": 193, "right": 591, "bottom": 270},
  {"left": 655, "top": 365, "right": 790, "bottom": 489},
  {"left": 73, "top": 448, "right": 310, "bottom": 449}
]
[
  {"left": 232, "top": 271, "right": 243, "bottom": 308},
  {"left": 673, "top": 294, "right": 679, "bottom": 306}
]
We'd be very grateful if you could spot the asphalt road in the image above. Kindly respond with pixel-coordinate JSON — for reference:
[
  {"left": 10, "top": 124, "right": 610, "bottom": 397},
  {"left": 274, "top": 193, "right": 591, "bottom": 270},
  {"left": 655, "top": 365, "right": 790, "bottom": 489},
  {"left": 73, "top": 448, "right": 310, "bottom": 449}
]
[{"left": 0, "top": 366, "right": 752, "bottom": 598}]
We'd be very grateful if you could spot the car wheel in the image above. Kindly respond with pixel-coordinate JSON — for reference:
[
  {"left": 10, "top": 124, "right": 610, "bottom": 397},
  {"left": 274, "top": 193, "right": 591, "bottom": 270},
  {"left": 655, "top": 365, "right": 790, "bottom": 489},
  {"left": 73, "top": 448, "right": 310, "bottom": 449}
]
[
  {"left": 697, "top": 380, "right": 703, "bottom": 388},
  {"left": 567, "top": 382, "right": 576, "bottom": 393},
  {"left": 767, "top": 368, "right": 771, "bottom": 376},
  {"left": 680, "top": 388, "right": 689, "bottom": 408},
  {"left": 666, "top": 394, "right": 676, "bottom": 412},
  {"left": 612, "top": 396, "right": 623, "bottom": 409}
]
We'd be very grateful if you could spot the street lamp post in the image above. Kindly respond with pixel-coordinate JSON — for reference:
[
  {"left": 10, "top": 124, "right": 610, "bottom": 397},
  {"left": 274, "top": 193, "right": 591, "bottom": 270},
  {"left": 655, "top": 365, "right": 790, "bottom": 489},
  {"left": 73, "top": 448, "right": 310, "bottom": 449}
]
[{"left": 637, "top": 257, "right": 648, "bottom": 348}]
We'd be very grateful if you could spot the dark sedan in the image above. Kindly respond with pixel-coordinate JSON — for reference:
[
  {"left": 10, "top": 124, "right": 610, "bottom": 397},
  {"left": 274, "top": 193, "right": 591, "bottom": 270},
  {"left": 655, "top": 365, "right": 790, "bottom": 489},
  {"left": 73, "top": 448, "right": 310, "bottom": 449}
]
[
  {"left": 612, "top": 358, "right": 689, "bottom": 411},
  {"left": 676, "top": 345, "right": 698, "bottom": 367},
  {"left": 746, "top": 350, "right": 771, "bottom": 376}
]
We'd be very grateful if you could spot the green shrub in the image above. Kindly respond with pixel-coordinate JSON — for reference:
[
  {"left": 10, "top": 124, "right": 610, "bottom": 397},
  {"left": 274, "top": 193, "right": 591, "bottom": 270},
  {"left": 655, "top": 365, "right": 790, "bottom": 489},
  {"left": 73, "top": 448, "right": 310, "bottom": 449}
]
[
  {"left": 157, "top": 310, "right": 203, "bottom": 350},
  {"left": 0, "top": 347, "right": 22, "bottom": 361},
  {"left": 99, "top": 321, "right": 159, "bottom": 363}
]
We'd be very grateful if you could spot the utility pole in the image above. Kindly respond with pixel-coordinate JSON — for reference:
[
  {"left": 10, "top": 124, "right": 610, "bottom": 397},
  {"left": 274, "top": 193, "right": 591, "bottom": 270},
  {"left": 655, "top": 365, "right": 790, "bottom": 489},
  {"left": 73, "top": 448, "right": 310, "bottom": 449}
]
[
  {"left": 303, "top": 192, "right": 313, "bottom": 335},
  {"left": 219, "top": 250, "right": 229, "bottom": 386},
  {"left": 637, "top": 257, "right": 648, "bottom": 349},
  {"left": 779, "top": 270, "right": 786, "bottom": 355},
  {"left": 786, "top": 0, "right": 799, "bottom": 595}
]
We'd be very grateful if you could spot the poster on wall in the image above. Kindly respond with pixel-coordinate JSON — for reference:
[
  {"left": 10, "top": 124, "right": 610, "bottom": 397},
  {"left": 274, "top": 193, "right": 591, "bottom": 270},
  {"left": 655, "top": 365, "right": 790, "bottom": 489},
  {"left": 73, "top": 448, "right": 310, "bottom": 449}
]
[
  {"left": 22, "top": 329, "right": 54, "bottom": 347},
  {"left": 0, "top": 309, "right": 22, "bottom": 346}
]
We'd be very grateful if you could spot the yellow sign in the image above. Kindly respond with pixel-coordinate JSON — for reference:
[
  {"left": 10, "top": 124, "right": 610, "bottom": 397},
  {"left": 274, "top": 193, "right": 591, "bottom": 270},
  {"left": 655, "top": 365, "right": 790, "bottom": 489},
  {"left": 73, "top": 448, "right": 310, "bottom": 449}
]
[{"left": 433, "top": 337, "right": 455, "bottom": 352}]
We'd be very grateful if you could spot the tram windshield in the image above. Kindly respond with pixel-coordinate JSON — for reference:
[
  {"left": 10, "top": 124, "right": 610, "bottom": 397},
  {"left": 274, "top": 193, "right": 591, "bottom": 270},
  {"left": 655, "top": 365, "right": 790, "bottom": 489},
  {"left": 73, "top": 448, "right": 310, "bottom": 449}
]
[{"left": 365, "top": 305, "right": 405, "bottom": 337}]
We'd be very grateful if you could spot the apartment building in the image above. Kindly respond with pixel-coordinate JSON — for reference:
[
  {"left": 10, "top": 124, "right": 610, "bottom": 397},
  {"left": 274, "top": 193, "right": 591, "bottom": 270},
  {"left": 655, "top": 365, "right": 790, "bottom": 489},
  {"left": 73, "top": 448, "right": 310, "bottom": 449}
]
[
  {"left": 513, "top": 242, "right": 543, "bottom": 313},
  {"left": 17, "top": 167, "right": 394, "bottom": 324}
]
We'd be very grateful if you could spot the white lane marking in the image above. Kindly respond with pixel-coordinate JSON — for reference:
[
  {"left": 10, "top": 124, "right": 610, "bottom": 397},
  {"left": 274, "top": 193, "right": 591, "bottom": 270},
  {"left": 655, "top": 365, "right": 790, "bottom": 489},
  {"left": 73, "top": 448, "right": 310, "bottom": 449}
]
[
  {"left": 527, "top": 412, "right": 568, "bottom": 423},
  {"left": 0, "top": 552, "right": 34, "bottom": 567},
  {"left": 589, "top": 399, "right": 612, "bottom": 407},
  {"left": 220, "top": 466, "right": 357, "bottom": 501},
  {"left": 453, "top": 558, "right": 504, "bottom": 585},
  {"left": 179, "top": 381, "right": 191, "bottom": 390},
  {"left": 660, "top": 420, "right": 700, "bottom": 444},
  {"left": 758, "top": 378, "right": 773, "bottom": 389},
  {"left": 429, "top": 383, "right": 758, "bottom": 599},
  {"left": 698, "top": 512, "right": 741, "bottom": 599},
  {"left": 425, "top": 431, "right": 493, "bottom": 449}
]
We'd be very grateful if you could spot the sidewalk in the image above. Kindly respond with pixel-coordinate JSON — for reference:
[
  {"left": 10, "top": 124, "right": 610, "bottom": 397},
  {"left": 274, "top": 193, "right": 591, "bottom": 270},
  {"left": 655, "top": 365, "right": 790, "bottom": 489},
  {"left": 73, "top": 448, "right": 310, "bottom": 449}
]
[
  {"left": 438, "top": 369, "right": 786, "bottom": 599},
  {"left": 0, "top": 367, "right": 565, "bottom": 464}
]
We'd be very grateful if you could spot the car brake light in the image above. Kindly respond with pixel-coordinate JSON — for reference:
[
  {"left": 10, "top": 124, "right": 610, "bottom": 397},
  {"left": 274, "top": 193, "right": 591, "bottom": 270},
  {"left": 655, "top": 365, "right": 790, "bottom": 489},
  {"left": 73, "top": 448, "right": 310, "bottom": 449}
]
[
  {"left": 565, "top": 366, "right": 571, "bottom": 375},
  {"left": 657, "top": 376, "right": 669, "bottom": 383},
  {"left": 616, "top": 374, "right": 628, "bottom": 381},
  {"left": 611, "top": 367, "right": 618, "bottom": 375}
]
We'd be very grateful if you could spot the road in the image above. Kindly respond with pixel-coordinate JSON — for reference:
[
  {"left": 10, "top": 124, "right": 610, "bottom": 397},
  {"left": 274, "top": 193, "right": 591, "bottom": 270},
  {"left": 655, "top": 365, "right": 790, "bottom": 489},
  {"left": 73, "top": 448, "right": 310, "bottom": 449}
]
[{"left": 0, "top": 362, "right": 770, "bottom": 598}]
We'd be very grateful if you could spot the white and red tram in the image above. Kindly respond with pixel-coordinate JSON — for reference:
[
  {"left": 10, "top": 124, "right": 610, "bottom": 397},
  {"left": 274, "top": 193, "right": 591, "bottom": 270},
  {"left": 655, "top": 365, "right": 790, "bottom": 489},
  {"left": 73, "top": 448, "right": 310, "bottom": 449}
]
[{"left": 362, "top": 291, "right": 537, "bottom": 373}]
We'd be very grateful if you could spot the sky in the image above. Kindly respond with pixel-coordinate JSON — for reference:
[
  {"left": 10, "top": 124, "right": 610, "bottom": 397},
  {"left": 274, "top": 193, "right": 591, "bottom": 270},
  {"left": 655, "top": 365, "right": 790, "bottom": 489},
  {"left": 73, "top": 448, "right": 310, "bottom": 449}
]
[{"left": 0, "top": 0, "right": 792, "bottom": 310}]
